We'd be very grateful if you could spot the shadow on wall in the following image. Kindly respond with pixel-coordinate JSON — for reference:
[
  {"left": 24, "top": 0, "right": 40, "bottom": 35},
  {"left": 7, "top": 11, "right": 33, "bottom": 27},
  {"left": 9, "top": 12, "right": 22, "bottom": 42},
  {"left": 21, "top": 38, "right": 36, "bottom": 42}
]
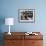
[{"left": 0, "top": 16, "right": 5, "bottom": 46}]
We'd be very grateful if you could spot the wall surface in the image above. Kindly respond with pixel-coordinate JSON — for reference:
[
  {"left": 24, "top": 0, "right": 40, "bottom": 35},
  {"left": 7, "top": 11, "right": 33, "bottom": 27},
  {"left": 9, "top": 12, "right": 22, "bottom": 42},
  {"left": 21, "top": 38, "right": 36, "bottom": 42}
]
[{"left": 0, "top": 0, "right": 46, "bottom": 32}]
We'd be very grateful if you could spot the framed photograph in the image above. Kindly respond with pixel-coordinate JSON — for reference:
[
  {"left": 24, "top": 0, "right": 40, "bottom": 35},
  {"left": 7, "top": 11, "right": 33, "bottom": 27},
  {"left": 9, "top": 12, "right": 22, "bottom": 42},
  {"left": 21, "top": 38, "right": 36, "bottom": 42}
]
[{"left": 18, "top": 9, "right": 35, "bottom": 23}]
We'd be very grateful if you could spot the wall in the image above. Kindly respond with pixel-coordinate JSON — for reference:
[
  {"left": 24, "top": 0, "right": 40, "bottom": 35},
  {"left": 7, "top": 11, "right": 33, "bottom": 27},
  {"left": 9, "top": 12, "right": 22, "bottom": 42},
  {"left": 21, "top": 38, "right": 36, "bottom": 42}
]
[{"left": 0, "top": 0, "right": 46, "bottom": 32}]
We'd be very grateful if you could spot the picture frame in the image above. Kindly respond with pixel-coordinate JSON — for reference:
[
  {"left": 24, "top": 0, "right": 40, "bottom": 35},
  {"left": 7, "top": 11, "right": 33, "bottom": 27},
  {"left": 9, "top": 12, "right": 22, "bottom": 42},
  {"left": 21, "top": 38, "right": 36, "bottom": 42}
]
[{"left": 18, "top": 9, "right": 35, "bottom": 23}]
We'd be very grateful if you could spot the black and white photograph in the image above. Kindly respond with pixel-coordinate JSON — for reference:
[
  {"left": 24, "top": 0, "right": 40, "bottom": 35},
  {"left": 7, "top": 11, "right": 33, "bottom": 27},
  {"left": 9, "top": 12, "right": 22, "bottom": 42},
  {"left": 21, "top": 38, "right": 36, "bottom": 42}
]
[{"left": 18, "top": 9, "right": 35, "bottom": 23}]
